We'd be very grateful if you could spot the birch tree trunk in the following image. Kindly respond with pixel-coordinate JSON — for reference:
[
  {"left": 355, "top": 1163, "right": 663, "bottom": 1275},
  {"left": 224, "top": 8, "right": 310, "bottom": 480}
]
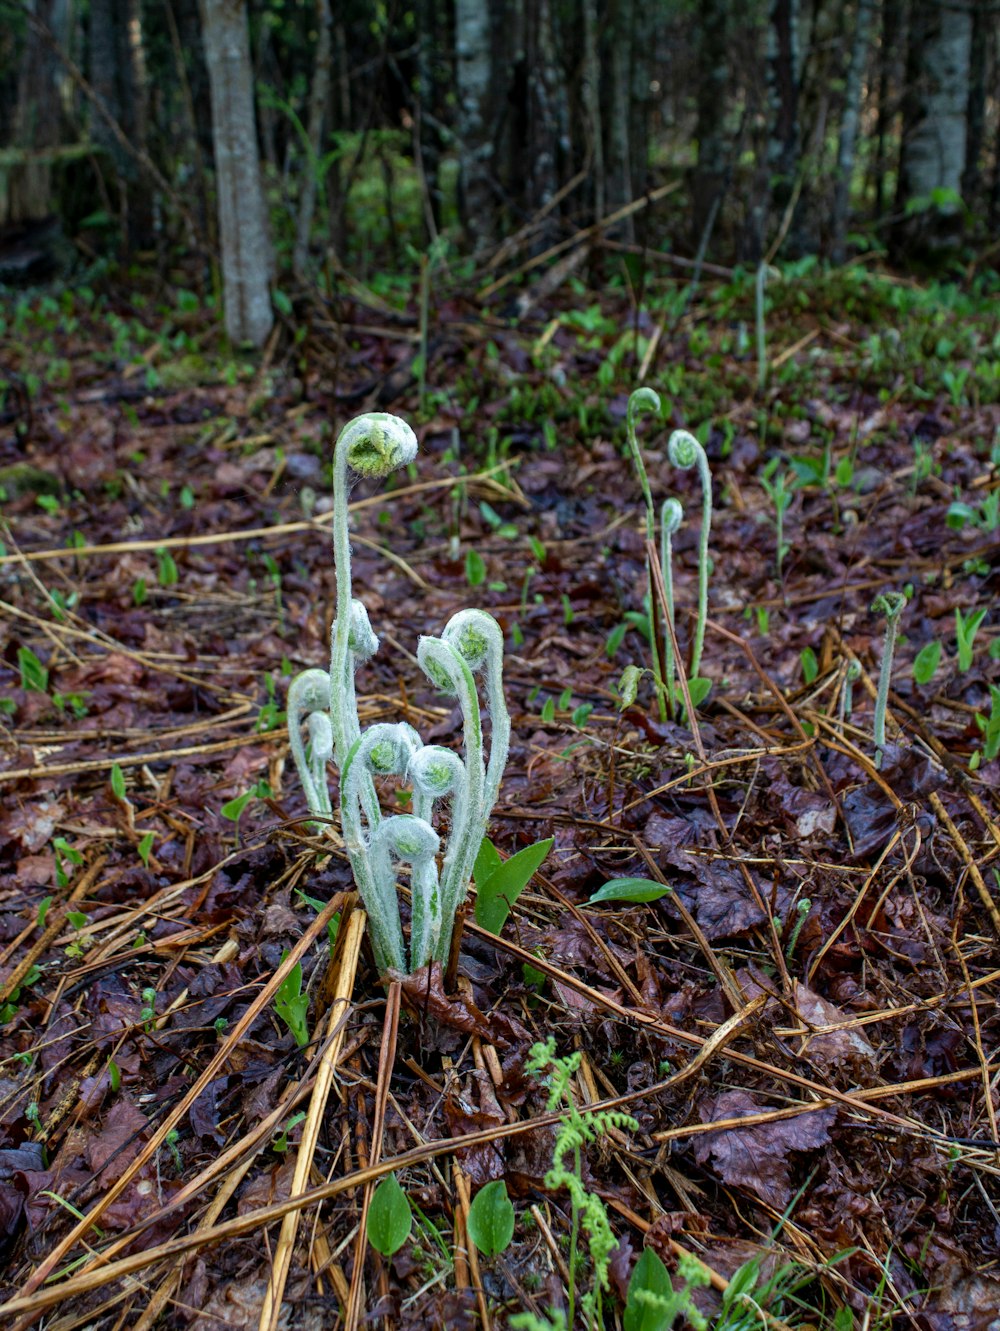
[
  {"left": 455, "top": 0, "right": 495, "bottom": 251},
  {"left": 199, "top": 0, "right": 273, "bottom": 347},
  {"left": 893, "top": 0, "right": 973, "bottom": 258},
  {"left": 292, "top": 0, "right": 333, "bottom": 277},
  {"left": 830, "top": 0, "right": 874, "bottom": 263}
]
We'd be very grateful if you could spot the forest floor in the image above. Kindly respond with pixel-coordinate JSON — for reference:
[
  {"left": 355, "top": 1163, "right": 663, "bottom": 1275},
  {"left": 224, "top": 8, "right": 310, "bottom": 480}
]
[{"left": 0, "top": 260, "right": 998, "bottom": 1331}]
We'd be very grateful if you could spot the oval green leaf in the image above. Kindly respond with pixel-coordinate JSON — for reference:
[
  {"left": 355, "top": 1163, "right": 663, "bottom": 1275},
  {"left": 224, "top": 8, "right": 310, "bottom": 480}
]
[
  {"left": 588, "top": 878, "right": 671, "bottom": 904},
  {"left": 475, "top": 838, "right": 553, "bottom": 935},
  {"left": 366, "top": 1173, "right": 412, "bottom": 1256},
  {"left": 912, "top": 639, "right": 942, "bottom": 685},
  {"left": 686, "top": 676, "right": 712, "bottom": 709},
  {"left": 467, "top": 1179, "right": 515, "bottom": 1257},
  {"left": 624, "top": 1246, "right": 673, "bottom": 1331}
]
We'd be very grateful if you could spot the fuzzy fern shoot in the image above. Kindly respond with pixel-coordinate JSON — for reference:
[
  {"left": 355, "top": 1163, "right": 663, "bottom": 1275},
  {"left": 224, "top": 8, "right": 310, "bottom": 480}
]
[{"left": 287, "top": 412, "right": 510, "bottom": 974}]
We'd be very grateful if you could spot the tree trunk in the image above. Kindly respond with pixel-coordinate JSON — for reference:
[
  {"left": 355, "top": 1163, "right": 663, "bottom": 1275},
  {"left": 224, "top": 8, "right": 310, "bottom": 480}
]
[
  {"left": 455, "top": 0, "right": 495, "bottom": 250},
  {"left": 766, "top": 0, "right": 802, "bottom": 241},
  {"left": 691, "top": 0, "right": 730, "bottom": 245},
  {"left": 199, "top": 0, "right": 273, "bottom": 347},
  {"left": 414, "top": 0, "right": 448, "bottom": 236},
  {"left": 6, "top": 0, "right": 64, "bottom": 224},
  {"left": 527, "top": 0, "right": 567, "bottom": 230},
  {"left": 893, "top": 0, "right": 973, "bottom": 259},
  {"left": 606, "top": 0, "right": 634, "bottom": 234},
  {"left": 293, "top": 0, "right": 333, "bottom": 277},
  {"left": 961, "top": 0, "right": 988, "bottom": 210},
  {"left": 873, "top": 0, "right": 902, "bottom": 219},
  {"left": 830, "top": 0, "right": 874, "bottom": 263},
  {"left": 582, "top": 0, "right": 604, "bottom": 221}
]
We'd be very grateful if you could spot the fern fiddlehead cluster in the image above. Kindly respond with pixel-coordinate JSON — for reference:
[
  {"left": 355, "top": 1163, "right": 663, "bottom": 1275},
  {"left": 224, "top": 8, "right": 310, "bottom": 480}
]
[{"left": 288, "top": 412, "right": 509, "bottom": 973}]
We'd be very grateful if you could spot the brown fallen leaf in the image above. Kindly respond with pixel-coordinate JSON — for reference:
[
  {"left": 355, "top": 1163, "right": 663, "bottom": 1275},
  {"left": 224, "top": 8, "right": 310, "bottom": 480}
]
[
  {"left": 793, "top": 981, "right": 877, "bottom": 1076},
  {"left": 694, "top": 1090, "right": 836, "bottom": 1209}
]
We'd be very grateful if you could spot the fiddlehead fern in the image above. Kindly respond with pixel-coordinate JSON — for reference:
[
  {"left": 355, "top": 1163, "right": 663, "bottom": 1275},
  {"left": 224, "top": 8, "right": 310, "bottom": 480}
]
[
  {"left": 374, "top": 814, "right": 442, "bottom": 972},
  {"left": 625, "top": 387, "right": 667, "bottom": 721},
  {"left": 659, "top": 497, "right": 684, "bottom": 719},
  {"left": 407, "top": 745, "right": 465, "bottom": 968},
  {"left": 871, "top": 592, "right": 906, "bottom": 768},
  {"left": 417, "top": 634, "right": 487, "bottom": 963},
  {"left": 442, "top": 609, "right": 509, "bottom": 813},
  {"left": 667, "top": 428, "right": 713, "bottom": 687},
  {"left": 287, "top": 668, "right": 333, "bottom": 822},
  {"left": 287, "top": 411, "right": 510, "bottom": 976},
  {"left": 330, "top": 414, "right": 417, "bottom": 768}
]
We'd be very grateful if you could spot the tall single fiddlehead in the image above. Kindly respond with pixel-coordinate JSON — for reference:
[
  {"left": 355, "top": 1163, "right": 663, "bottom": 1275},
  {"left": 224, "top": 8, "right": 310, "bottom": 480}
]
[
  {"left": 417, "top": 632, "right": 487, "bottom": 964},
  {"left": 625, "top": 387, "right": 667, "bottom": 721},
  {"left": 340, "top": 721, "right": 421, "bottom": 972},
  {"left": 330, "top": 413, "right": 417, "bottom": 763},
  {"left": 667, "top": 428, "right": 713, "bottom": 687},
  {"left": 871, "top": 592, "right": 906, "bottom": 768},
  {"left": 659, "top": 497, "right": 684, "bottom": 719},
  {"left": 287, "top": 668, "right": 333, "bottom": 822}
]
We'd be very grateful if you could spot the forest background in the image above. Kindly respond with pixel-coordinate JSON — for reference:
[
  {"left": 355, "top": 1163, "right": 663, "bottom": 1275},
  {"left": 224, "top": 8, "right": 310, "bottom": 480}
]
[{"left": 1, "top": 0, "right": 999, "bottom": 320}]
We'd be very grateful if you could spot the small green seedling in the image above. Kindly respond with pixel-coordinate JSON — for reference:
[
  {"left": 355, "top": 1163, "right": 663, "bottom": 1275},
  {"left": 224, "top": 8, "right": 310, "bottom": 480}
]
[
  {"left": 473, "top": 837, "right": 553, "bottom": 935},
  {"left": 971, "top": 685, "right": 1000, "bottom": 769},
  {"left": 155, "top": 547, "right": 178, "bottom": 587},
  {"left": 616, "top": 665, "right": 647, "bottom": 711},
  {"left": 140, "top": 986, "right": 157, "bottom": 1032},
  {"left": 912, "top": 640, "right": 942, "bottom": 685},
  {"left": 467, "top": 1179, "right": 515, "bottom": 1257},
  {"left": 955, "top": 606, "right": 987, "bottom": 672},
  {"left": 53, "top": 837, "right": 83, "bottom": 889},
  {"left": 367, "top": 1173, "right": 413, "bottom": 1256},
  {"left": 465, "top": 548, "right": 486, "bottom": 586},
  {"left": 272, "top": 1111, "right": 307, "bottom": 1153},
  {"left": 137, "top": 832, "right": 154, "bottom": 868},
  {"left": 760, "top": 458, "right": 793, "bottom": 576},
  {"left": 841, "top": 659, "right": 861, "bottom": 726},
  {"left": 273, "top": 955, "right": 310, "bottom": 1047},
  {"left": 220, "top": 779, "right": 272, "bottom": 831},
  {"left": 295, "top": 889, "right": 341, "bottom": 951},
  {"left": 18, "top": 646, "right": 48, "bottom": 693}
]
